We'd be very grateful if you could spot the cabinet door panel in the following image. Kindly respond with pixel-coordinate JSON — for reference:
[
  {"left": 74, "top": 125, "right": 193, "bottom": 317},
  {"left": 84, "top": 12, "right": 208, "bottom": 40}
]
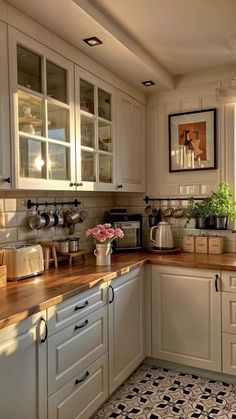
[
  {"left": 117, "top": 93, "right": 146, "bottom": 192},
  {"left": 0, "top": 311, "right": 47, "bottom": 419},
  {"left": 223, "top": 333, "right": 236, "bottom": 376},
  {"left": 152, "top": 266, "right": 221, "bottom": 372},
  {"left": 222, "top": 293, "right": 236, "bottom": 334},
  {"left": 109, "top": 268, "right": 144, "bottom": 393}
]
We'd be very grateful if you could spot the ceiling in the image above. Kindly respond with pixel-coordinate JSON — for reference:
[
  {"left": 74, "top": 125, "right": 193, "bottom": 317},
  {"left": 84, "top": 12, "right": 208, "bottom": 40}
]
[{"left": 6, "top": 0, "right": 236, "bottom": 92}]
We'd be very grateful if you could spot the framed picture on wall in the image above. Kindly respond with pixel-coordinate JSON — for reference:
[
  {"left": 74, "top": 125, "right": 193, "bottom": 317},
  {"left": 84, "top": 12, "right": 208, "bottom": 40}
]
[{"left": 168, "top": 108, "right": 216, "bottom": 172}]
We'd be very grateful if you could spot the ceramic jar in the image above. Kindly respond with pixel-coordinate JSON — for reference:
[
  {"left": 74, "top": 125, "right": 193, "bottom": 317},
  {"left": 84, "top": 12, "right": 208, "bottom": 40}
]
[{"left": 94, "top": 243, "right": 112, "bottom": 266}]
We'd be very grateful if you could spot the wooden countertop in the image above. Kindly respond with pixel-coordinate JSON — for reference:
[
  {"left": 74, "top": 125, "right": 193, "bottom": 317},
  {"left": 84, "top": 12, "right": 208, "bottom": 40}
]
[{"left": 1, "top": 250, "right": 236, "bottom": 329}]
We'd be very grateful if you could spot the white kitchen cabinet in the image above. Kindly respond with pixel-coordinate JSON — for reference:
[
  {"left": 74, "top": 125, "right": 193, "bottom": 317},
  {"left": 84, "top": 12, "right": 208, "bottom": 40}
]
[
  {"left": 0, "top": 311, "right": 47, "bottom": 419},
  {"left": 151, "top": 265, "right": 221, "bottom": 372},
  {"left": 8, "top": 27, "right": 76, "bottom": 190},
  {"left": 47, "top": 283, "right": 108, "bottom": 419},
  {"left": 0, "top": 22, "right": 11, "bottom": 189},
  {"left": 75, "top": 66, "right": 116, "bottom": 191},
  {"left": 48, "top": 353, "right": 108, "bottom": 419},
  {"left": 48, "top": 305, "right": 108, "bottom": 395},
  {"left": 222, "top": 271, "right": 236, "bottom": 376},
  {"left": 116, "top": 92, "right": 146, "bottom": 192},
  {"left": 108, "top": 267, "right": 144, "bottom": 393}
]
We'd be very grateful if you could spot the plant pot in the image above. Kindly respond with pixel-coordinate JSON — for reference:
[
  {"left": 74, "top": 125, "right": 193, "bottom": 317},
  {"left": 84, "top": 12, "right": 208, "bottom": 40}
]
[
  {"left": 195, "top": 217, "right": 206, "bottom": 229},
  {"left": 206, "top": 216, "right": 215, "bottom": 229},
  {"left": 215, "top": 216, "right": 229, "bottom": 230},
  {"left": 94, "top": 243, "right": 112, "bottom": 266}
]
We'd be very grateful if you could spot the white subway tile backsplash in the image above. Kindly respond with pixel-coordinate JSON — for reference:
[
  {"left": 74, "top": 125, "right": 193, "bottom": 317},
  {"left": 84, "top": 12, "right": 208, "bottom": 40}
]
[
  {"left": 4, "top": 199, "right": 17, "bottom": 212},
  {"left": 5, "top": 212, "right": 17, "bottom": 227},
  {"left": 0, "top": 228, "right": 17, "bottom": 243}
]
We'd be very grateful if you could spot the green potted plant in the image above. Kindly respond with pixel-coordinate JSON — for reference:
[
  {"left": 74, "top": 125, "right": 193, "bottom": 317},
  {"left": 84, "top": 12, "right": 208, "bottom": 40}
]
[
  {"left": 210, "top": 182, "right": 236, "bottom": 229},
  {"left": 185, "top": 197, "right": 211, "bottom": 229}
]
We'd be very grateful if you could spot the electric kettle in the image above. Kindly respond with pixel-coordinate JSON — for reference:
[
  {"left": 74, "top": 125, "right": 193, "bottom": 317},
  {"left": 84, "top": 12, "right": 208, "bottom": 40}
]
[{"left": 150, "top": 221, "right": 174, "bottom": 249}]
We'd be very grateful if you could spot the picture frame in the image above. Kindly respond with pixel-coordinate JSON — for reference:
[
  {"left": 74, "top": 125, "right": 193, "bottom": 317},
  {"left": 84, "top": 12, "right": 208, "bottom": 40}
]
[{"left": 168, "top": 108, "right": 216, "bottom": 172}]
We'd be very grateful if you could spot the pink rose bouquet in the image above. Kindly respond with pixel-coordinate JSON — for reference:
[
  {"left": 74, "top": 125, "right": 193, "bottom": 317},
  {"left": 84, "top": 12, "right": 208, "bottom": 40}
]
[{"left": 85, "top": 223, "right": 124, "bottom": 244}]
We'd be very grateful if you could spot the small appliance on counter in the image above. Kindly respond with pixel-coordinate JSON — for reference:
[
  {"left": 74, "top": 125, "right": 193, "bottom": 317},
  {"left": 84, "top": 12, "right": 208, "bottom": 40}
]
[
  {"left": 2, "top": 244, "right": 44, "bottom": 281},
  {"left": 106, "top": 209, "right": 142, "bottom": 251},
  {"left": 148, "top": 221, "right": 181, "bottom": 254}
]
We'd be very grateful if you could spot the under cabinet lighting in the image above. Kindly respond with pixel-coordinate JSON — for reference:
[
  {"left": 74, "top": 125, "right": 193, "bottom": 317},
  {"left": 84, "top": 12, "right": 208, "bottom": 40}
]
[
  {"left": 83, "top": 37, "right": 103, "bottom": 47},
  {"left": 142, "top": 80, "right": 155, "bottom": 86}
]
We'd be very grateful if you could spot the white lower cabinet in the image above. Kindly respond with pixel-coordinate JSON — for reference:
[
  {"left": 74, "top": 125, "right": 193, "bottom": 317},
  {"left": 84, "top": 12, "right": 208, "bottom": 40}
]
[
  {"left": 0, "top": 311, "right": 47, "bottom": 419},
  {"left": 48, "top": 353, "right": 108, "bottom": 419},
  {"left": 222, "top": 271, "right": 236, "bottom": 376},
  {"left": 48, "top": 305, "right": 108, "bottom": 395},
  {"left": 151, "top": 265, "right": 221, "bottom": 372},
  {"left": 108, "top": 268, "right": 144, "bottom": 393}
]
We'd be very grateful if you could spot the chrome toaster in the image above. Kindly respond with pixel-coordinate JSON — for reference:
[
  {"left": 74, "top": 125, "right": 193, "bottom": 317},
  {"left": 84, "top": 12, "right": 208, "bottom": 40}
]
[{"left": 2, "top": 244, "right": 44, "bottom": 281}]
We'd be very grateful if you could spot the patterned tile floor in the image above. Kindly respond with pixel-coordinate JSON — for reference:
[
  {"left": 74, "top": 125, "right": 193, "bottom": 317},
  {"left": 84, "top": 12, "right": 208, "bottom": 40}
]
[{"left": 93, "top": 365, "right": 236, "bottom": 419}]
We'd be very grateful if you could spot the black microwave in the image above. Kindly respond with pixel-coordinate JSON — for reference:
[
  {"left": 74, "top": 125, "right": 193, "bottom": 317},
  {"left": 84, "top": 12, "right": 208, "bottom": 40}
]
[{"left": 106, "top": 211, "right": 142, "bottom": 251}]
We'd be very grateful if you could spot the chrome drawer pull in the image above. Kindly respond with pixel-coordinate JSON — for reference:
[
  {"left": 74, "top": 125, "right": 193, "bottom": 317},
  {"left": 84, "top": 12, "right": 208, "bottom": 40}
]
[
  {"left": 74, "top": 319, "right": 88, "bottom": 330},
  {"left": 75, "top": 371, "right": 89, "bottom": 385},
  {"left": 74, "top": 300, "right": 89, "bottom": 311}
]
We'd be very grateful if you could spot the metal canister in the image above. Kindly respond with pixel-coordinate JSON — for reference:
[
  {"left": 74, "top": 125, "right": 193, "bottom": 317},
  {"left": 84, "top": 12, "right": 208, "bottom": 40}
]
[{"left": 68, "top": 238, "right": 80, "bottom": 252}]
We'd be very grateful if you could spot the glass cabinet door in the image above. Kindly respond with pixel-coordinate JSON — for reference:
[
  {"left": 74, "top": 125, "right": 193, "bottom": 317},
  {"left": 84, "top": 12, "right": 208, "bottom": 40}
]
[
  {"left": 78, "top": 69, "right": 114, "bottom": 188},
  {"left": 10, "top": 28, "right": 75, "bottom": 190}
]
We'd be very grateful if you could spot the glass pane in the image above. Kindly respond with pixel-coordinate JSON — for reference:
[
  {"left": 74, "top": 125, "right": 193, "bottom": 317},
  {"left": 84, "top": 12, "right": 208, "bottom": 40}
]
[
  {"left": 47, "top": 61, "right": 67, "bottom": 103},
  {"left": 81, "top": 150, "right": 96, "bottom": 182},
  {"left": 98, "top": 121, "right": 112, "bottom": 152},
  {"left": 81, "top": 115, "right": 95, "bottom": 148},
  {"left": 98, "top": 89, "right": 111, "bottom": 120},
  {"left": 20, "top": 137, "right": 46, "bottom": 178},
  {"left": 17, "top": 45, "right": 42, "bottom": 93},
  {"left": 48, "top": 144, "right": 69, "bottom": 180},
  {"left": 47, "top": 103, "right": 69, "bottom": 141},
  {"left": 99, "top": 154, "right": 112, "bottom": 183},
  {"left": 80, "top": 79, "right": 94, "bottom": 114},
  {"left": 18, "top": 90, "right": 44, "bottom": 137}
]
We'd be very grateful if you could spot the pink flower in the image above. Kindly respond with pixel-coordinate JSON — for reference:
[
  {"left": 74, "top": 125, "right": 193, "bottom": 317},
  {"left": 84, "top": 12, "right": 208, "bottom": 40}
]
[
  {"left": 114, "top": 228, "right": 124, "bottom": 238},
  {"left": 85, "top": 228, "right": 93, "bottom": 237},
  {"left": 96, "top": 224, "right": 104, "bottom": 229},
  {"left": 97, "top": 232, "right": 107, "bottom": 242},
  {"left": 105, "top": 228, "right": 115, "bottom": 238},
  {"left": 103, "top": 223, "right": 111, "bottom": 228},
  {"left": 91, "top": 227, "right": 101, "bottom": 238}
]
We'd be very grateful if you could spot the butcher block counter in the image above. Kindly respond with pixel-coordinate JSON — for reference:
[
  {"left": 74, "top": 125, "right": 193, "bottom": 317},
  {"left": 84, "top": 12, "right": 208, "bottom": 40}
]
[{"left": 2, "top": 250, "right": 236, "bottom": 329}]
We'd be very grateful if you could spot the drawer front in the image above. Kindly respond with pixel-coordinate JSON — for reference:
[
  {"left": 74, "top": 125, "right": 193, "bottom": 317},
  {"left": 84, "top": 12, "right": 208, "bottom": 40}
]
[
  {"left": 222, "top": 293, "right": 236, "bottom": 334},
  {"left": 222, "top": 271, "right": 236, "bottom": 293},
  {"left": 223, "top": 333, "right": 236, "bottom": 376},
  {"left": 48, "top": 353, "right": 108, "bottom": 419},
  {"left": 48, "top": 305, "right": 108, "bottom": 395},
  {"left": 47, "top": 283, "right": 107, "bottom": 335}
]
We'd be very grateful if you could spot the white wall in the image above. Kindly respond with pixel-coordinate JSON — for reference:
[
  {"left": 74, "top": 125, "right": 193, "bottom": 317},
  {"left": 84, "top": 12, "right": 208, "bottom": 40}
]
[{"left": 147, "top": 75, "right": 236, "bottom": 198}]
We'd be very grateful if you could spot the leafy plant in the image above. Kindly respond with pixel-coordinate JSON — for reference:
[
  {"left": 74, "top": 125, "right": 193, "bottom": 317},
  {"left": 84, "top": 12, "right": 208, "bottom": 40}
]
[
  {"left": 185, "top": 196, "right": 212, "bottom": 227},
  {"left": 210, "top": 182, "right": 236, "bottom": 220}
]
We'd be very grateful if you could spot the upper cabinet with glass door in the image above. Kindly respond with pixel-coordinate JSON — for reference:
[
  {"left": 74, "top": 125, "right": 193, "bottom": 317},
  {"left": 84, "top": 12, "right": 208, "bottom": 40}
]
[
  {"left": 8, "top": 28, "right": 76, "bottom": 190},
  {"left": 75, "top": 67, "right": 115, "bottom": 191}
]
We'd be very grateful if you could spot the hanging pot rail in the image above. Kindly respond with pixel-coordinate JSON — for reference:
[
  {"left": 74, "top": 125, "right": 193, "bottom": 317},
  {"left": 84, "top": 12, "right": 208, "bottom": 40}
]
[
  {"left": 27, "top": 198, "right": 80, "bottom": 210},
  {"left": 143, "top": 195, "right": 208, "bottom": 204}
]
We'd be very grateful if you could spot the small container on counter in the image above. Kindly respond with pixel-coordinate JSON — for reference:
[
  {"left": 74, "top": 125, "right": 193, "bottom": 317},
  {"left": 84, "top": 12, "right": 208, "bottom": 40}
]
[
  {"left": 68, "top": 237, "right": 80, "bottom": 252},
  {"left": 195, "top": 236, "right": 208, "bottom": 254},
  {"left": 182, "top": 235, "right": 196, "bottom": 253},
  {"left": 208, "top": 236, "right": 224, "bottom": 254}
]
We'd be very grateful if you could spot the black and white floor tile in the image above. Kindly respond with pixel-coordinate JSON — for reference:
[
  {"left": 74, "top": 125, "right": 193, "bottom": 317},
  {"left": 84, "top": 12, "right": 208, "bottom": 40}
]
[{"left": 93, "top": 365, "right": 236, "bottom": 419}]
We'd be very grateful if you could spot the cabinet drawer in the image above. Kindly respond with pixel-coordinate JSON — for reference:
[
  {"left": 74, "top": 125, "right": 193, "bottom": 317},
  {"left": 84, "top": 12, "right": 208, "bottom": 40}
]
[
  {"left": 222, "top": 293, "right": 236, "bottom": 334},
  {"left": 48, "top": 352, "right": 108, "bottom": 419},
  {"left": 47, "top": 283, "right": 107, "bottom": 335},
  {"left": 48, "top": 305, "right": 107, "bottom": 395},
  {"left": 222, "top": 271, "right": 236, "bottom": 292},
  {"left": 223, "top": 333, "right": 236, "bottom": 376}
]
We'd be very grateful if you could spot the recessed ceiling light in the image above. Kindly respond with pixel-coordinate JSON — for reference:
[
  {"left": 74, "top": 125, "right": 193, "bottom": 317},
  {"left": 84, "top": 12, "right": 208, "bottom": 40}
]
[
  {"left": 142, "top": 80, "right": 156, "bottom": 86},
  {"left": 83, "top": 37, "right": 103, "bottom": 47}
]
